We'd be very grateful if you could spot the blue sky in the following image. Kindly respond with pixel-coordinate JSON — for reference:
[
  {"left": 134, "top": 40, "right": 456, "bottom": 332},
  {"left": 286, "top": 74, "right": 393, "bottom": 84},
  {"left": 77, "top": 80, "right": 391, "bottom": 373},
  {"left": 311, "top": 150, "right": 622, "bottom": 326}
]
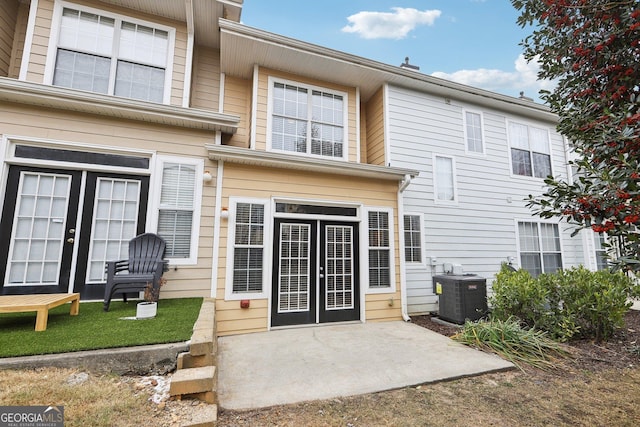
[{"left": 241, "top": 0, "right": 552, "bottom": 102}]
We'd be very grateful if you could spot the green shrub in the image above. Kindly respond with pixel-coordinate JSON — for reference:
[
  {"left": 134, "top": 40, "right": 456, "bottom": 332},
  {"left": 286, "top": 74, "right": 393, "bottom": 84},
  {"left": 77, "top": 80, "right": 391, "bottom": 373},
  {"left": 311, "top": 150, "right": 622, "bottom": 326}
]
[{"left": 489, "top": 264, "right": 637, "bottom": 342}]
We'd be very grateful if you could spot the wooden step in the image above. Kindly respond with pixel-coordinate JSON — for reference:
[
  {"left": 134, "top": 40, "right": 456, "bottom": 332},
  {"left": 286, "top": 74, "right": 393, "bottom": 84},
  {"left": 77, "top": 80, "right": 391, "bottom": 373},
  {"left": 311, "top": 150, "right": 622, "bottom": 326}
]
[{"left": 170, "top": 366, "right": 217, "bottom": 398}]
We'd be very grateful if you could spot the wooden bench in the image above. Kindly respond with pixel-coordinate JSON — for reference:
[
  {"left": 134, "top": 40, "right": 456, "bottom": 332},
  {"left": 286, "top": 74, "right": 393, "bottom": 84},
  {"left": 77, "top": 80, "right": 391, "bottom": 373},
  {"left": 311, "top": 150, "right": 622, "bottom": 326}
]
[{"left": 0, "top": 293, "right": 80, "bottom": 331}]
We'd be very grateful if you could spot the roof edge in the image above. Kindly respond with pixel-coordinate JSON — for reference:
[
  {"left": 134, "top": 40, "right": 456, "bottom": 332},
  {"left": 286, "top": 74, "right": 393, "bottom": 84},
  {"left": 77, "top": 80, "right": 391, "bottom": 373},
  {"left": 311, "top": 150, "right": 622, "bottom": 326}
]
[
  {"left": 206, "top": 144, "right": 419, "bottom": 180},
  {"left": 0, "top": 77, "right": 240, "bottom": 134}
]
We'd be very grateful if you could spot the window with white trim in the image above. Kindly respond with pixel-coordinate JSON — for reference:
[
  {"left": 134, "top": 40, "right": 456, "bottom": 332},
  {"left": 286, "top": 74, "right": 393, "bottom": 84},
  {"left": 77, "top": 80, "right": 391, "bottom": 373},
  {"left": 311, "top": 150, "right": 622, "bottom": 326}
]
[
  {"left": 156, "top": 160, "right": 201, "bottom": 262},
  {"left": 231, "top": 203, "right": 265, "bottom": 294},
  {"left": 368, "top": 211, "right": 390, "bottom": 288},
  {"left": 594, "top": 233, "right": 609, "bottom": 270},
  {"left": 517, "top": 221, "right": 563, "bottom": 277},
  {"left": 269, "top": 78, "right": 347, "bottom": 159},
  {"left": 464, "top": 111, "right": 484, "bottom": 153},
  {"left": 403, "top": 214, "right": 422, "bottom": 263},
  {"left": 509, "top": 122, "right": 552, "bottom": 178},
  {"left": 434, "top": 155, "right": 456, "bottom": 202},
  {"left": 52, "top": 5, "right": 172, "bottom": 103}
]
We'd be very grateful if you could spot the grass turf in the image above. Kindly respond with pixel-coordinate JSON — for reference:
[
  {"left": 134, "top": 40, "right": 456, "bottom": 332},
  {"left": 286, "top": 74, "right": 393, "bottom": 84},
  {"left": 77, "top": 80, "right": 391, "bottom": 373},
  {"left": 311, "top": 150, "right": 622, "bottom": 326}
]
[{"left": 0, "top": 297, "right": 202, "bottom": 358}]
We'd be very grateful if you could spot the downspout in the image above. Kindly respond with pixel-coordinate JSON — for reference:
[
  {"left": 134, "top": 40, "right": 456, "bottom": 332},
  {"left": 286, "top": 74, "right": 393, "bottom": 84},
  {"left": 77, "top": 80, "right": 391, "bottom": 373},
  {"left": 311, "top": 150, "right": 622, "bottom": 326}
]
[
  {"left": 182, "top": 0, "right": 195, "bottom": 108},
  {"left": 398, "top": 173, "right": 412, "bottom": 321},
  {"left": 210, "top": 160, "right": 224, "bottom": 297}
]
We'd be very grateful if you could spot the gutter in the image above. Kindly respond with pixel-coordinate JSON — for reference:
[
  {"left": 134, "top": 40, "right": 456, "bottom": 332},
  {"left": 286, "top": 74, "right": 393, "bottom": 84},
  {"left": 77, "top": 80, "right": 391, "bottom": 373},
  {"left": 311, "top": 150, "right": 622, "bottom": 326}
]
[{"left": 398, "top": 174, "right": 412, "bottom": 322}]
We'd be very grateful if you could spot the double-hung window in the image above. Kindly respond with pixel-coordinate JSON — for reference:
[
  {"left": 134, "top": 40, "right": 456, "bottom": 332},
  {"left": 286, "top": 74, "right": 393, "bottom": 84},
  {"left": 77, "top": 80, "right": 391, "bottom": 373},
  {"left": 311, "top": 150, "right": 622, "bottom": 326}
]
[
  {"left": 509, "top": 122, "right": 552, "bottom": 178},
  {"left": 368, "top": 210, "right": 391, "bottom": 289},
  {"left": 464, "top": 111, "right": 484, "bottom": 154},
  {"left": 403, "top": 214, "right": 422, "bottom": 263},
  {"left": 226, "top": 199, "right": 268, "bottom": 299},
  {"left": 517, "top": 221, "right": 563, "bottom": 276},
  {"left": 155, "top": 158, "right": 202, "bottom": 263},
  {"left": 269, "top": 78, "right": 347, "bottom": 159},
  {"left": 434, "top": 155, "right": 456, "bottom": 202},
  {"left": 51, "top": 5, "right": 172, "bottom": 103}
]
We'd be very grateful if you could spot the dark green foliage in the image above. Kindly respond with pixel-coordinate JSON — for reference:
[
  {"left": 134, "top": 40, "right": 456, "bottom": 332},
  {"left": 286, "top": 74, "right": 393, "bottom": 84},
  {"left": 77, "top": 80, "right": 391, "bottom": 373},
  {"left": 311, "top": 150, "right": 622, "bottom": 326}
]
[{"left": 490, "top": 264, "right": 638, "bottom": 341}]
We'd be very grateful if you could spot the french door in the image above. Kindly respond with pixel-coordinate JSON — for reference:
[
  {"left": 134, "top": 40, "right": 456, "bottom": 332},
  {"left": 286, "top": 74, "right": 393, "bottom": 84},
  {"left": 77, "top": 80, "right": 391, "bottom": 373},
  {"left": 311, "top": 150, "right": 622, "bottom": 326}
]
[
  {"left": 271, "top": 219, "right": 359, "bottom": 327},
  {"left": 0, "top": 166, "right": 147, "bottom": 297}
]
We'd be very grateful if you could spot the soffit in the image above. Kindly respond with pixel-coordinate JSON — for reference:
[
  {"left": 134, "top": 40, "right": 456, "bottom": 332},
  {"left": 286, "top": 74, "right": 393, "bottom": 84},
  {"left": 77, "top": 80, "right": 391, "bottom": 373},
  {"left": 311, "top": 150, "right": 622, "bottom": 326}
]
[
  {"left": 219, "top": 20, "right": 557, "bottom": 123},
  {"left": 95, "top": 0, "right": 243, "bottom": 48},
  {"left": 0, "top": 78, "right": 240, "bottom": 134}
]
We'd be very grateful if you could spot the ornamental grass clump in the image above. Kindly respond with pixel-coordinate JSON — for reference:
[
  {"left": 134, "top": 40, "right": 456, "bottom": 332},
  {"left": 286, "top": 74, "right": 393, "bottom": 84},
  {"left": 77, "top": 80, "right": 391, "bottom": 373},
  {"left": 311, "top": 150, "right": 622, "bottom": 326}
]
[{"left": 452, "top": 317, "right": 571, "bottom": 372}]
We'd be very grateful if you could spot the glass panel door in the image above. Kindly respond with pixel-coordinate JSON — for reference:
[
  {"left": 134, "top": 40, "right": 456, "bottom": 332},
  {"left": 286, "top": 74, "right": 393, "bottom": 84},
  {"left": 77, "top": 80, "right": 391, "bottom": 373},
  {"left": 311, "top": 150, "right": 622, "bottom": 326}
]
[
  {"left": 6, "top": 173, "right": 71, "bottom": 286},
  {"left": 0, "top": 167, "right": 81, "bottom": 295},
  {"left": 86, "top": 178, "right": 141, "bottom": 282}
]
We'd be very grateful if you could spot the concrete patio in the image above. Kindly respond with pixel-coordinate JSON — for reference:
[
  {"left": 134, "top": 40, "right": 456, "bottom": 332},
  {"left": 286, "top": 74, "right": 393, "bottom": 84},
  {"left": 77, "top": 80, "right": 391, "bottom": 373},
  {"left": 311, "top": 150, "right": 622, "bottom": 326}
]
[{"left": 217, "top": 321, "right": 513, "bottom": 410}]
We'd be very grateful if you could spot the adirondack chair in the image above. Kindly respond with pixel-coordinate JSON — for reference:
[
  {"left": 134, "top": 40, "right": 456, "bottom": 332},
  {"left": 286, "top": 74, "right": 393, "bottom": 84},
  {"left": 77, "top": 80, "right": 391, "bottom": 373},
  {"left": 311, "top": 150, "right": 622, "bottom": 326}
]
[{"left": 103, "top": 233, "right": 168, "bottom": 311}]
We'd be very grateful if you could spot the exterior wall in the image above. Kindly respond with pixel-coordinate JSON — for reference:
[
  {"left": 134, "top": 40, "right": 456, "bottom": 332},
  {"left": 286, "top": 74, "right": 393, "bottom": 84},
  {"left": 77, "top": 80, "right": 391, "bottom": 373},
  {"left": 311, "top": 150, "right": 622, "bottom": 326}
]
[
  {"left": 386, "top": 85, "right": 586, "bottom": 314},
  {"left": 364, "top": 86, "right": 385, "bottom": 166},
  {"left": 0, "top": 0, "right": 19, "bottom": 77},
  {"left": 25, "top": 0, "right": 188, "bottom": 106},
  {"left": 0, "top": 101, "right": 219, "bottom": 300},
  {"left": 222, "top": 75, "right": 251, "bottom": 148},
  {"left": 190, "top": 46, "right": 221, "bottom": 111},
  {"left": 8, "top": 2, "right": 28, "bottom": 79},
  {"left": 254, "top": 67, "right": 359, "bottom": 162},
  {"left": 215, "top": 163, "right": 403, "bottom": 336}
]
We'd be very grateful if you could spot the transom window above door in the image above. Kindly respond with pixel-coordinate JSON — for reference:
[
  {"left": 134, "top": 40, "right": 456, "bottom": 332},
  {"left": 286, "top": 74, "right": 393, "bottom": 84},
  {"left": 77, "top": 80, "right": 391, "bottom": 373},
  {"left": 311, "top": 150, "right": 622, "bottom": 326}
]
[
  {"left": 49, "top": 5, "right": 174, "bottom": 104},
  {"left": 269, "top": 78, "right": 348, "bottom": 160}
]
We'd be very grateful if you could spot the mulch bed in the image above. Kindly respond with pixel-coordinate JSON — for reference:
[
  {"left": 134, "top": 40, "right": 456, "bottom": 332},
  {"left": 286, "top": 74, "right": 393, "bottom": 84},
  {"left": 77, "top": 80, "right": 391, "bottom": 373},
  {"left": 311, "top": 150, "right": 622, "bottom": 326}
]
[{"left": 411, "top": 310, "right": 640, "bottom": 373}]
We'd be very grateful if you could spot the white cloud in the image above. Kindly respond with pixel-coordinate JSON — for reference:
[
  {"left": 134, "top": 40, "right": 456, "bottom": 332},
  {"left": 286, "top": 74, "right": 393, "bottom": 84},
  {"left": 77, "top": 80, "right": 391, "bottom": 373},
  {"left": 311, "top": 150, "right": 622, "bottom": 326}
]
[
  {"left": 431, "top": 54, "right": 555, "bottom": 99},
  {"left": 342, "top": 7, "right": 441, "bottom": 40}
]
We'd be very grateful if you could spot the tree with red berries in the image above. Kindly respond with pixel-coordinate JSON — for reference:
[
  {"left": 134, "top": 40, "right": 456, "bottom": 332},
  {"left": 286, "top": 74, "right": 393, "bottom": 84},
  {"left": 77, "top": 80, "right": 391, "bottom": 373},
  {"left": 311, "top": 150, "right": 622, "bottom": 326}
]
[{"left": 512, "top": 0, "right": 640, "bottom": 270}]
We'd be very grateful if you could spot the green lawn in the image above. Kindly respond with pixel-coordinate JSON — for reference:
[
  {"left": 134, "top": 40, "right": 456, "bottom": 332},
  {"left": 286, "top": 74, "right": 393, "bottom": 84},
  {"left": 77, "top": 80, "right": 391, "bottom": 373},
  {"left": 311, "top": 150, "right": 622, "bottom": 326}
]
[{"left": 0, "top": 298, "right": 202, "bottom": 358}]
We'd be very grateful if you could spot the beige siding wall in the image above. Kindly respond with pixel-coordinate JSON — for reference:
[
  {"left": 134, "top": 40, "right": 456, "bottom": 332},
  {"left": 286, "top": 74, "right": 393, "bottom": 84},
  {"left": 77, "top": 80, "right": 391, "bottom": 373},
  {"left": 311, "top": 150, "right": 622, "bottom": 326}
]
[
  {"left": 0, "top": 0, "right": 19, "bottom": 77},
  {"left": 8, "top": 2, "right": 28, "bottom": 79},
  {"left": 222, "top": 75, "right": 251, "bottom": 148},
  {"left": 0, "top": 101, "right": 219, "bottom": 299},
  {"left": 27, "top": 0, "right": 187, "bottom": 106},
  {"left": 365, "top": 86, "right": 386, "bottom": 166},
  {"left": 215, "top": 163, "right": 403, "bottom": 336},
  {"left": 253, "top": 67, "right": 359, "bottom": 162},
  {"left": 190, "top": 46, "right": 220, "bottom": 111}
]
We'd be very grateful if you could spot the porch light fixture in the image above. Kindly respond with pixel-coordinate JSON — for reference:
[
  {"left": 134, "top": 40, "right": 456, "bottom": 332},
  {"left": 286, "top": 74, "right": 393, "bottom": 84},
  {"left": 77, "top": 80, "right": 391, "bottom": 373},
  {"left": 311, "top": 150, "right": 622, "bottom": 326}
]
[
  {"left": 220, "top": 207, "right": 229, "bottom": 219},
  {"left": 203, "top": 170, "right": 213, "bottom": 182}
]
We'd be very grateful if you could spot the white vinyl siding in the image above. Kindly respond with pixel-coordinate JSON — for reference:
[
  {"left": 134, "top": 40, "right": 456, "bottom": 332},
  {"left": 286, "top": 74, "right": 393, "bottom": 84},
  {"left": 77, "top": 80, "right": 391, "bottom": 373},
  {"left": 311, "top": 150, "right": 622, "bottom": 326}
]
[
  {"left": 385, "top": 85, "right": 584, "bottom": 315},
  {"left": 517, "top": 221, "right": 563, "bottom": 277},
  {"left": 403, "top": 214, "right": 422, "bottom": 263},
  {"left": 48, "top": 2, "right": 174, "bottom": 104},
  {"left": 268, "top": 77, "right": 347, "bottom": 160},
  {"left": 152, "top": 157, "right": 203, "bottom": 265},
  {"left": 509, "top": 121, "right": 552, "bottom": 178},
  {"left": 464, "top": 110, "right": 484, "bottom": 154}
]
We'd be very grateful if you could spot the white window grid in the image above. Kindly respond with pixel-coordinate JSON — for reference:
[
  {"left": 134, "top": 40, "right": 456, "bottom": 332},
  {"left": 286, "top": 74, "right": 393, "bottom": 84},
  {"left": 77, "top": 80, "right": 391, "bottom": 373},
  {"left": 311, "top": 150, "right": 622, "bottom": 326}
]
[
  {"left": 517, "top": 221, "right": 563, "bottom": 277},
  {"left": 268, "top": 77, "right": 348, "bottom": 160},
  {"left": 509, "top": 121, "right": 552, "bottom": 178},
  {"left": 403, "top": 214, "right": 422, "bottom": 263},
  {"left": 368, "top": 211, "right": 391, "bottom": 288},
  {"left": 47, "top": 2, "right": 174, "bottom": 104},
  {"left": 464, "top": 110, "right": 484, "bottom": 154},
  {"left": 233, "top": 203, "right": 266, "bottom": 294}
]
